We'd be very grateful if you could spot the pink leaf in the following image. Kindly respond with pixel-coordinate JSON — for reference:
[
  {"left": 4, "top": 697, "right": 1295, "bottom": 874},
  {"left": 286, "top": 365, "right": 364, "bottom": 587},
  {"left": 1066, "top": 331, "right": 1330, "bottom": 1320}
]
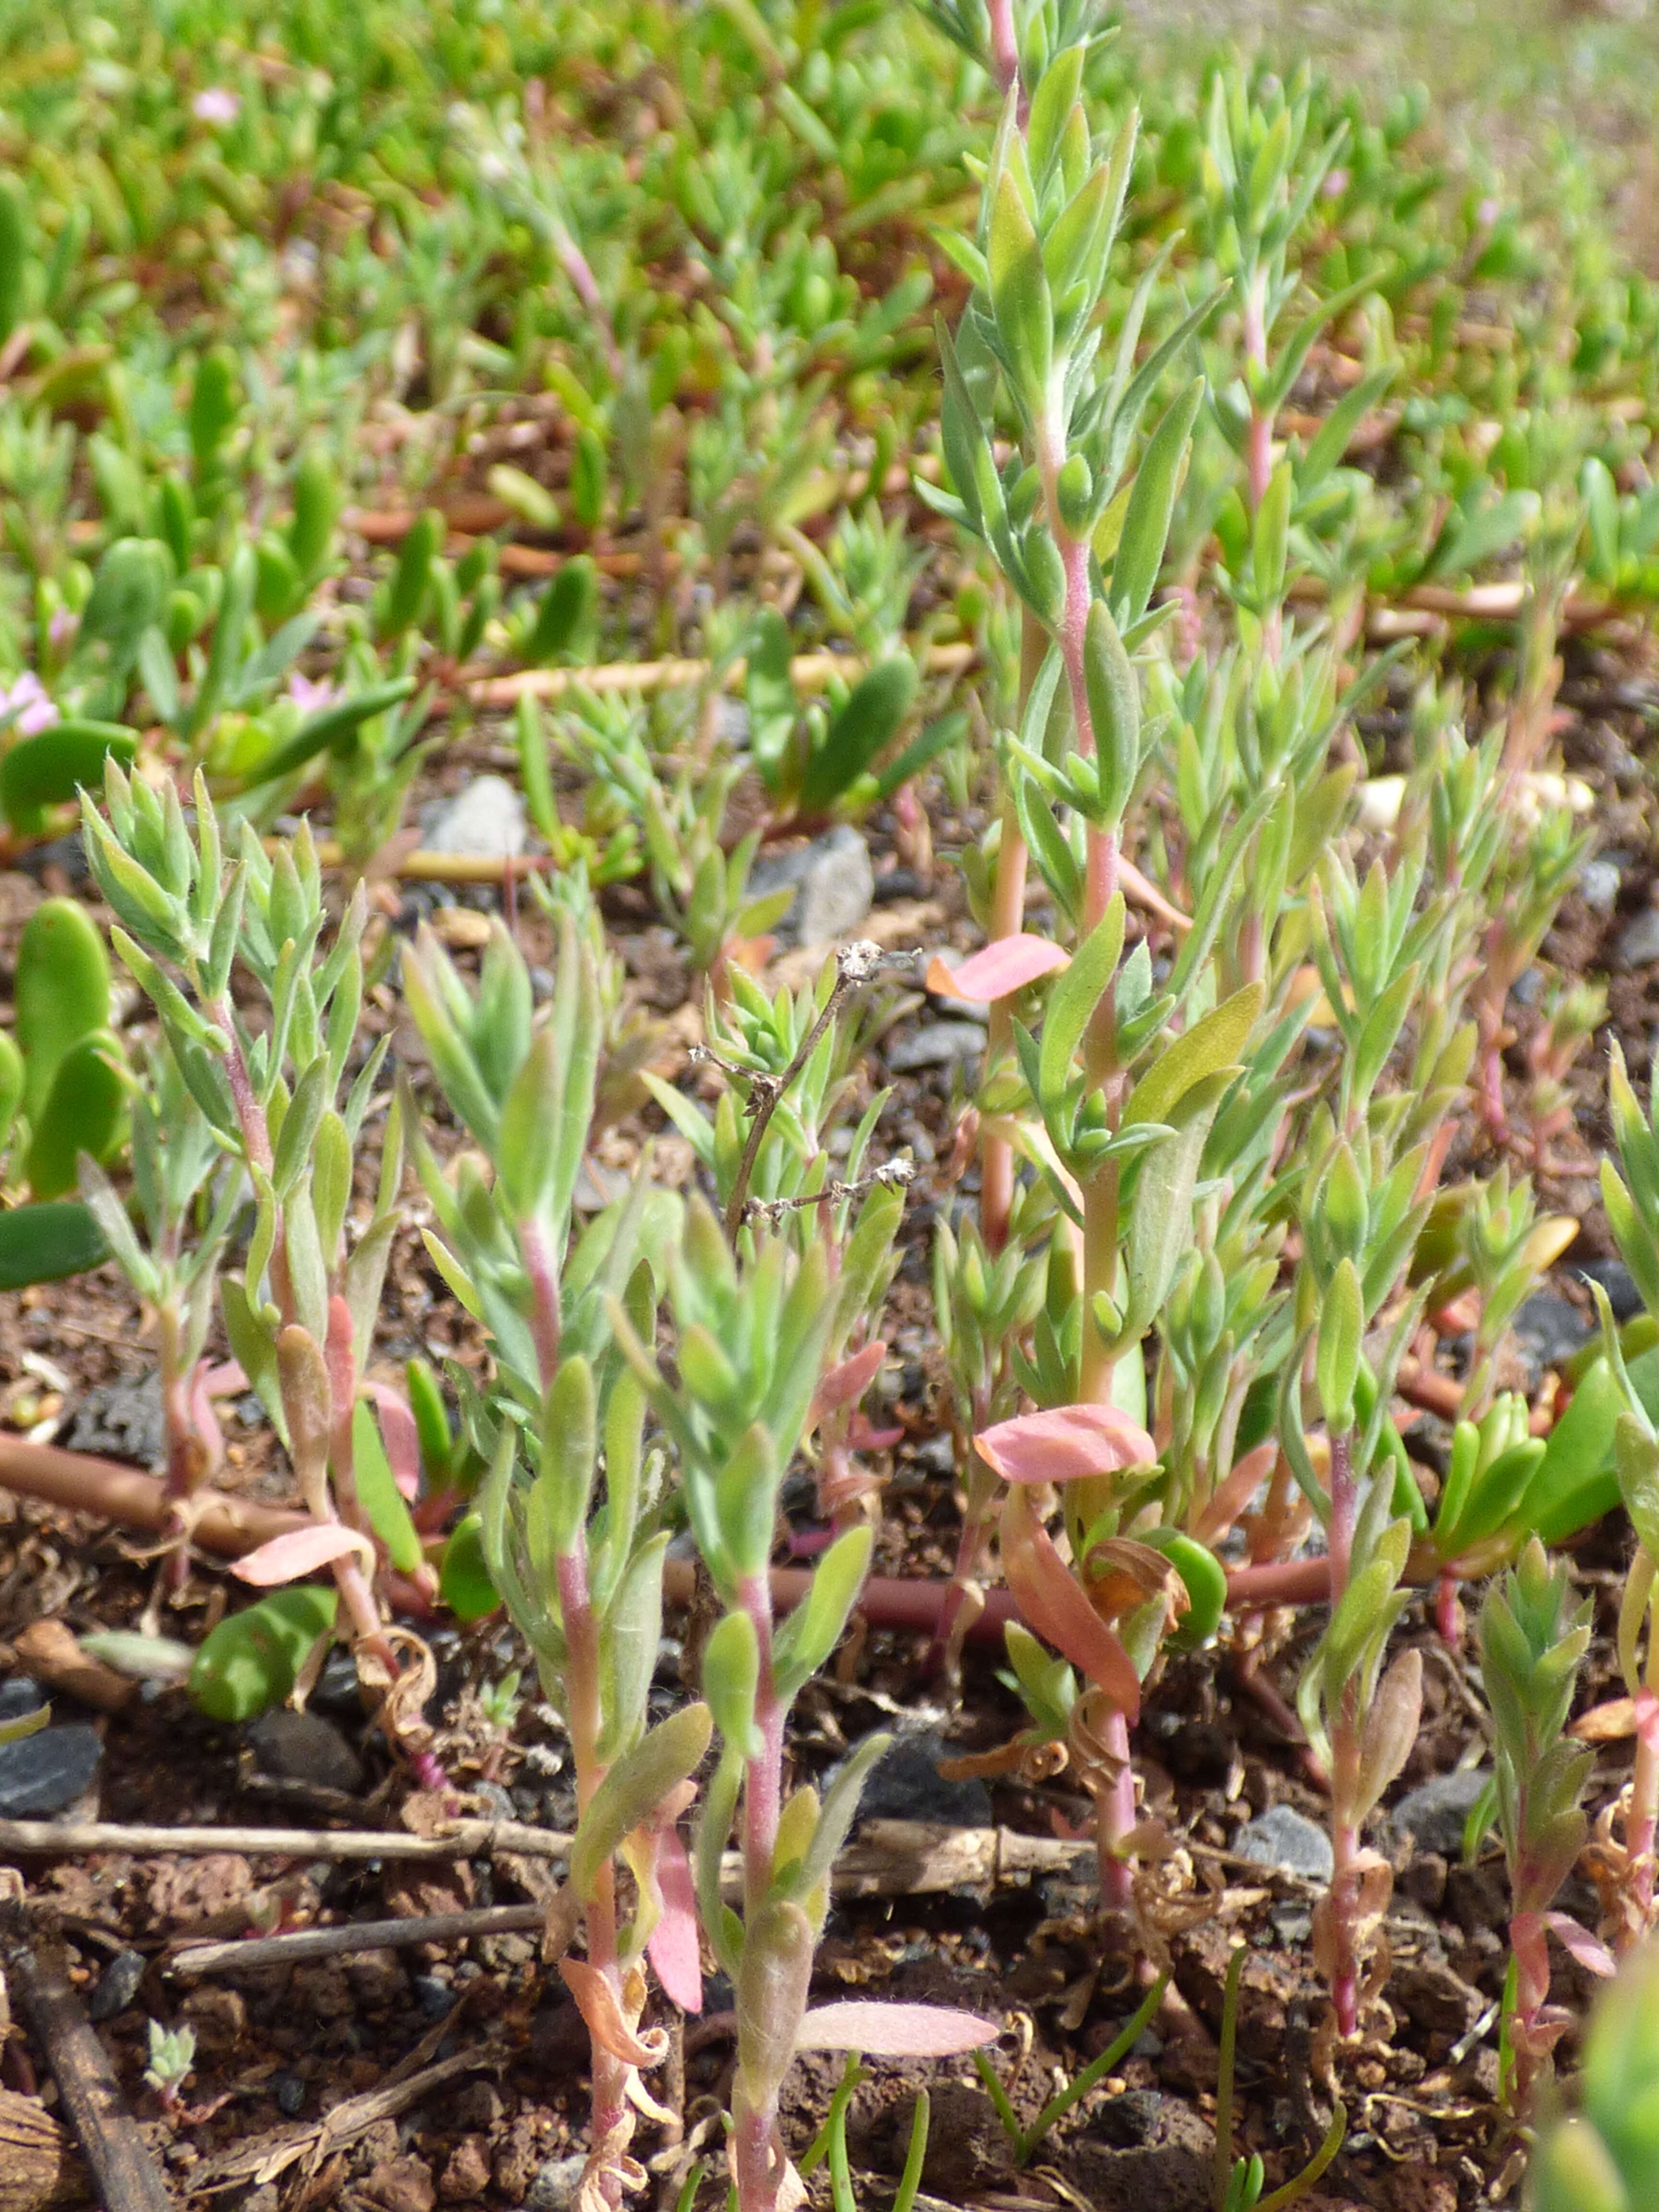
[
  {"left": 232, "top": 1523, "right": 372, "bottom": 1587},
  {"left": 646, "top": 1823, "right": 704, "bottom": 2015},
  {"left": 1192, "top": 1440, "right": 1277, "bottom": 1545},
  {"left": 188, "top": 1361, "right": 225, "bottom": 1477},
  {"left": 1000, "top": 1485, "right": 1142, "bottom": 1719},
  {"left": 976, "top": 1403, "right": 1156, "bottom": 1485},
  {"left": 811, "top": 1341, "right": 888, "bottom": 1426},
  {"left": 794, "top": 2001, "right": 998, "bottom": 2058},
  {"left": 200, "top": 1360, "right": 249, "bottom": 1398},
  {"left": 1543, "top": 1912, "right": 1617, "bottom": 1978},
  {"left": 361, "top": 1381, "right": 423, "bottom": 1501},
  {"left": 926, "top": 936, "right": 1068, "bottom": 1003},
  {"left": 1637, "top": 1686, "right": 1659, "bottom": 1755}
]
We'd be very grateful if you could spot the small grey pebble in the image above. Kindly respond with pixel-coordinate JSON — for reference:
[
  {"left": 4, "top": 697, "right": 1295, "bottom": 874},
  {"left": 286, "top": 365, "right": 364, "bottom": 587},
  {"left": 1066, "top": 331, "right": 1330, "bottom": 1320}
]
[
  {"left": 89, "top": 1948, "right": 147, "bottom": 2021},
  {"left": 1618, "top": 905, "right": 1659, "bottom": 968},
  {"left": 1579, "top": 857, "right": 1623, "bottom": 916},
  {"left": 244, "top": 1709, "right": 364, "bottom": 1796},
  {"left": 1271, "top": 1906, "right": 1314, "bottom": 1945},
  {"left": 526, "top": 2154, "right": 589, "bottom": 2212},
  {"left": 413, "top": 1975, "right": 457, "bottom": 2019},
  {"left": 0, "top": 1677, "right": 45, "bottom": 1725},
  {"left": 886, "top": 1022, "right": 985, "bottom": 1075},
  {"left": 1393, "top": 1768, "right": 1491, "bottom": 1857},
  {"left": 1578, "top": 1257, "right": 1643, "bottom": 1324},
  {"left": 1233, "top": 1804, "right": 1334, "bottom": 1881},
  {"left": 794, "top": 826, "right": 876, "bottom": 947},
  {"left": 62, "top": 1374, "right": 166, "bottom": 1468},
  {"left": 472, "top": 1780, "right": 516, "bottom": 1822},
  {"left": 274, "top": 2071, "right": 306, "bottom": 2116},
  {"left": 0, "top": 1723, "right": 103, "bottom": 1817},
  {"left": 850, "top": 1730, "right": 991, "bottom": 1830},
  {"left": 1511, "top": 1292, "right": 1592, "bottom": 1376},
  {"left": 912, "top": 1434, "right": 957, "bottom": 1477},
  {"left": 420, "top": 775, "right": 526, "bottom": 860}
]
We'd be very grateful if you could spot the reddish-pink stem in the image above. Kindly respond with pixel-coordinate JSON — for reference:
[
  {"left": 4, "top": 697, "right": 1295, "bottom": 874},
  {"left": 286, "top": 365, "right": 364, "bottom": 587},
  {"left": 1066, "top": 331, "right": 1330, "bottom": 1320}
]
[
  {"left": 986, "top": 0, "right": 1020, "bottom": 103},
  {"left": 1096, "top": 1704, "right": 1137, "bottom": 1911},
  {"left": 520, "top": 1219, "right": 563, "bottom": 1394},
  {"left": 558, "top": 1540, "right": 630, "bottom": 2205}
]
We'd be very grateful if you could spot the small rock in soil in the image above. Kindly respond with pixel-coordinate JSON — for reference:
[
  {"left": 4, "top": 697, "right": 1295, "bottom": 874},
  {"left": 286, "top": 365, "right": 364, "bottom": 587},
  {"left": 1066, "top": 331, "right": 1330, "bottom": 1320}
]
[
  {"left": 493, "top": 2116, "right": 543, "bottom": 2197},
  {"left": 1577, "top": 1256, "right": 1643, "bottom": 1322},
  {"left": 851, "top": 1730, "right": 992, "bottom": 1829},
  {"left": 450, "top": 2082, "right": 504, "bottom": 2135},
  {"left": 752, "top": 826, "right": 875, "bottom": 946},
  {"left": 0, "top": 1677, "right": 45, "bottom": 1724},
  {"left": 1389, "top": 1957, "right": 1481, "bottom": 2040},
  {"left": 274, "top": 2072, "right": 306, "bottom": 2116},
  {"left": 1579, "top": 856, "right": 1623, "bottom": 915},
  {"left": 1094, "top": 2089, "right": 1163, "bottom": 2146},
  {"left": 1511, "top": 1293, "right": 1592, "bottom": 1375},
  {"left": 62, "top": 1373, "right": 165, "bottom": 1467},
  {"left": 88, "top": 1948, "right": 147, "bottom": 2021},
  {"left": 0, "top": 1722, "right": 102, "bottom": 1816},
  {"left": 886, "top": 1021, "right": 984, "bottom": 1074},
  {"left": 358, "top": 2154, "right": 436, "bottom": 2212},
  {"left": 244, "top": 1708, "right": 364, "bottom": 1795},
  {"left": 1232, "top": 1803, "right": 1333, "bottom": 1880},
  {"left": 421, "top": 775, "right": 527, "bottom": 861},
  {"left": 1620, "top": 905, "right": 1659, "bottom": 967},
  {"left": 413, "top": 1975, "right": 457, "bottom": 2020},
  {"left": 308, "top": 1647, "right": 368, "bottom": 1721},
  {"left": 526, "top": 2153, "right": 588, "bottom": 2211},
  {"left": 438, "top": 2136, "right": 493, "bottom": 2203},
  {"left": 1393, "top": 1768, "right": 1491, "bottom": 1857}
]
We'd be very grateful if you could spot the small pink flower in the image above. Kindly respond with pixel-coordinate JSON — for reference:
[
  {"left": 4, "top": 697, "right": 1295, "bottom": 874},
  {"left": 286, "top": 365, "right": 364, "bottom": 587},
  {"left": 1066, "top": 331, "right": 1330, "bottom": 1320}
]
[
  {"left": 287, "top": 672, "right": 339, "bottom": 715},
  {"left": 0, "top": 672, "right": 60, "bottom": 736},
  {"left": 47, "top": 606, "right": 79, "bottom": 653},
  {"left": 192, "top": 87, "right": 241, "bottom": 126},
  {"left": 1477, "top": 197, "right": 1501, "bottom": 230},
  {"left": 1321, "top": 168, "right": 1350, "bottom": 200}
]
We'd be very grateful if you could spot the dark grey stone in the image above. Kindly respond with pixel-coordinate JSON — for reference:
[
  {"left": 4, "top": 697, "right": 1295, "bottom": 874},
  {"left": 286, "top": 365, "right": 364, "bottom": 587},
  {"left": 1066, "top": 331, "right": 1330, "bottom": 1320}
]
[
  {"left": 413, "top": 1974, "right": 457, "bottom": 2019},
  {"left": 886, "top": 1022, "right": 985, "bottom": 1074},
  {"left": 0, "top": 1723, "right": 102, "bottom": 1815},
  {"left": 1233, "top": 1804, "right": 1333, "bottom": 1881},
  {"left": 274, "top": 2071, "right": 306, "bottom": 2116},
  {"left": 1578, "top": 1257, "right": 1644, "bottom": 1324},
  {"left": 853, "top": 1730, "right": 992, "bottom": 1830},
  {"left": 1512, "top": 1293, "right": 1593, "bottom": 1374},
  {"left": 244, "top": 1709, "right": 363, "bottom": 1796},
  {"left": 0, "top": 1677, "right": 46, "bottom": 1724},
  {"left": 1393, "top": 1768, "right": 1491, "bottom": 1857},
  {"left": 62, "top": 1374, "right": 165, "bottom": 1468},
  {"left": 1619, "top": 906, "right": 1659, "bottom": 968},
  {"left": 88, "top": 1948, "right": 147, "bottom": 2020}
]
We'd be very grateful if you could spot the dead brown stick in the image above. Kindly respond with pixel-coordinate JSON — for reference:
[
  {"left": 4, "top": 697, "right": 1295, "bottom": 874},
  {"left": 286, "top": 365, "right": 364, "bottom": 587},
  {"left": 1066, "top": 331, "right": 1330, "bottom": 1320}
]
[
  {"left": 469, "top": 639, "right": 977, "bottom": 710},
  {"left": 0, "top": 1909, "right": 171, "bottom": 2212},
  {"left": 0, "top": 1434, "right": 304, "bottom": 1558},
  {"left": 0, "top": 1817, "right": 567, "bottom": 1863},
  {"left": 168, "top": 1901, "right": 547, "bottom": 1977}
]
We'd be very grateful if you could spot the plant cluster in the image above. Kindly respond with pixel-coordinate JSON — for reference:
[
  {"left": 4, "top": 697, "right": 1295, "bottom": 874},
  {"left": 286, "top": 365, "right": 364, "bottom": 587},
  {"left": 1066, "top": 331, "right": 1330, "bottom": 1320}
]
[{"left": 6, "top": 0, "right": 1659, "bottom": 2201}]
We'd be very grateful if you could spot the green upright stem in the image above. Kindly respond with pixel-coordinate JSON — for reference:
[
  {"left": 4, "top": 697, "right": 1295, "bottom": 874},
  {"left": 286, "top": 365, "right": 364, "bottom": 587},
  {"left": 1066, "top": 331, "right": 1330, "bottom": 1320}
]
[{"left": 1326, "top": 1427, "right": 1361, "bottom": 2036}]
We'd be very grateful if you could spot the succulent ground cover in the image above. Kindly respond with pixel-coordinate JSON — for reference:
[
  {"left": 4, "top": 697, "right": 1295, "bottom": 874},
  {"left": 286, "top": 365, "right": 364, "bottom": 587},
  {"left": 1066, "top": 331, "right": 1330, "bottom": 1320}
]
[{"left": 5, "top": 1, "right": 1659, "bottom": 2208}]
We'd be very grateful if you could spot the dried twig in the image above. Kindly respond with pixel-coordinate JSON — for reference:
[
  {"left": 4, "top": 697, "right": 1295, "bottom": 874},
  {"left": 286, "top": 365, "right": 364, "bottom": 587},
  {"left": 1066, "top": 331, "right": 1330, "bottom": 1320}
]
[
  {"left": 0, "top": 1908, "right": 169, "bottom": 2212},
  {"left": 469, "top": 639, "right": 975, "bottom": 711},
  {"left": 168, "top": 1901, "right": 547, "bottom": 1977},
  {"left": 721, "top": 939, "right": 897, "bottom": 1239},
  {"left": 0, "top": 1818, "right": 566, "bottom": 1863}
]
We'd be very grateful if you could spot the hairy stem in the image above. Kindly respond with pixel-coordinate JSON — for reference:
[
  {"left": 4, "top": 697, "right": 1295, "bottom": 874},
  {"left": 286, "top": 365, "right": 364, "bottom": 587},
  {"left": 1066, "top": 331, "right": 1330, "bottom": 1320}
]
[
  {"left": 1326, "top": 1427, "right": 1360, "bottom": 2036},
  {"left": 558, "top": 1542, "right": 629, "bottom": 2207}
]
